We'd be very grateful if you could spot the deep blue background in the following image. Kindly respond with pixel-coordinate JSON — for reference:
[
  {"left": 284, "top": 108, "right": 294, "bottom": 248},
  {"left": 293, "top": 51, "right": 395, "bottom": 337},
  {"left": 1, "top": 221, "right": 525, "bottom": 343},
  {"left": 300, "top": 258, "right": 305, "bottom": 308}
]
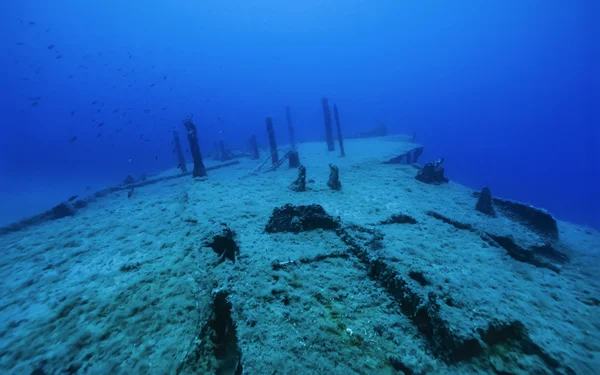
[{"left": 1, "top": 0, "right": 598, "bottom": 228}]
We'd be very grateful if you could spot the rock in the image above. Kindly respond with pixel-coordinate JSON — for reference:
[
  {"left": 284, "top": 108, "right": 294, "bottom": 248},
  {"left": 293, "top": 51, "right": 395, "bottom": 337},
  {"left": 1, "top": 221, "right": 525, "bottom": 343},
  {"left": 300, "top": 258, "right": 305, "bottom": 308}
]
[
  {"left": 265, "top": 204, "right": 340, "bottom": 233},
  {"left": 327, "top": 164, "right": 341, "bottom": 191},
  {"left": 415, "top": 158, "right": 448, "bottom": 184},
  {"left": 476, "top": 187, "right": 496, "bottom": 217},
  {"left": 289, "top": 165, "right": 306, "bottom": 192}
]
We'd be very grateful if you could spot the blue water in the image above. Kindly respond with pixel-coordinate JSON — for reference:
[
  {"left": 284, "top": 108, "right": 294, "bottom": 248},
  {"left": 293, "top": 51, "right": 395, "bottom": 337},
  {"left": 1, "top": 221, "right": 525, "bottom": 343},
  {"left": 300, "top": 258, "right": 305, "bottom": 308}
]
[{"left": 1, "top": 1, "right": 598, "bottom": 228}]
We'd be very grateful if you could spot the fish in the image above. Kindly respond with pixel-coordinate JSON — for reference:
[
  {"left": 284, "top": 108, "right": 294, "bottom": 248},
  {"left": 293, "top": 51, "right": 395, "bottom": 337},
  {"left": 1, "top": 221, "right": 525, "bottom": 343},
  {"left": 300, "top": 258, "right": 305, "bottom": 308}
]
[
  {"left": 31, "top": 102, "right": 38, "bottom": 107},
  {"left": 70, "top": 136, "right": 78, "bottom": 142},
  {"left": 91, "top": 100, "right": 97, "bottom": 105},
  {"left": 28, "top": 96, "right": 41, "bottom": 100},
  {"left": 97, "top": 109, "right": 101, "bottom": 113},
  {"left": 97, "top": 132, "right": 102, "bottom": 137},
  {"left": 155, "top": 156, "right": 159, "bottom": 161},
  {"left": 98, "top": 122, "right": 104, "bottom": 127},
  {"left": 28, "top": 21, "right": 36, "bottom": 26},
  {"left": 16, "top": 42, "right": 25, "bottom": 46},
  {"left": 113, "top": 109, "right": 119, "bottom": 113},
  {"left": 116, "top": 128, "right": 123, "bottom": 133},
  {"left": 47, "top": 44, "right": 55, "bottom": 50},
  {"left": 55, "top": 55, "right": 63, "bottom": 59},
  {"left": 127, "top": 188, "right": 134, "bottom": 198},
  {"left": 144, "top": 109, "right": 150, "bottom": 113},
  {"left": 71, "top": 111, "right": 75, "bottom": 116},
  {"left": 150, "top": 83, "right": 156, "bottom": 88},
  {"left": 67, "top": 195, "right": 78, "bottom": 202},
  {"left": 163, "top": 75, "right": 167, "bottom": 81}
]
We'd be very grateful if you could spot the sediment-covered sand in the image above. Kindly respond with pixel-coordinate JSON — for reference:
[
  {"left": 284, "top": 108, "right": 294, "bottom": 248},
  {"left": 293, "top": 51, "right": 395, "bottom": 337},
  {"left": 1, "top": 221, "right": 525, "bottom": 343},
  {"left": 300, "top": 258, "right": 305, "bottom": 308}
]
[{"left": 0, "top": 135, "right": 598, "bottom": 374}]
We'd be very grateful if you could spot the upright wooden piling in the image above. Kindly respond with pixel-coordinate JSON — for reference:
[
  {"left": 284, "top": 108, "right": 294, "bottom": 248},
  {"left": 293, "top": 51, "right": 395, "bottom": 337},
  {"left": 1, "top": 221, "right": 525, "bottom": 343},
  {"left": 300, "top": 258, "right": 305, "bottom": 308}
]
[
  {"left": 333, "top": 104, "right": 345, "bottom": 157},
  {"left": 322, "top": 98, "right": 335, "bottom": 151},
  {"left": 249, "top": 135, "right": 259, "bottom": 160},
  {"left": 286, "top": 106, "right": 296, "bottom": 149},
  {"left": 218, "top": 140, "right": 231, "bottom": 161},
  {"left": 182, "top": 118, "right": 207, "bottom": 178},
  {"left": 289, "top": 149, "right": 300, "bottom": 168},
  {"left": 266, "top": 116, "right": 279, "bottom": 165},
  {"left": 172, "top": 130, "right": 188, "bottom": 173}
]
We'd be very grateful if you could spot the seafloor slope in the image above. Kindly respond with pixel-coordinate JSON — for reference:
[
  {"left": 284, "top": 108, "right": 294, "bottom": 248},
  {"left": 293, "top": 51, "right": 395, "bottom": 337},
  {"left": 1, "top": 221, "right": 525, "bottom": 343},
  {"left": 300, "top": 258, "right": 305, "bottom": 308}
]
[{"left": 0, "top": 135, "right": 598, "bottom": 375}]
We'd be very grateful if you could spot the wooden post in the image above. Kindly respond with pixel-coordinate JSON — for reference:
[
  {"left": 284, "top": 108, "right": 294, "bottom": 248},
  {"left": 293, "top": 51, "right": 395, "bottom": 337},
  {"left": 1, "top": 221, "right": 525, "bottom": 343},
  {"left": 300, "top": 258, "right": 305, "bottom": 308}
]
[
  {"left": 286, "top": 106, "right": 296, "bottom": 149},
  {"left": 172, "top": 130, "right": 188, "bottom": 173},
  {"left": 289, "top": 148, "right": 300, "bottom": 168},
  {"left": 266, "top": 116, "right": 279, "bottom": 165},
  {"left": 218, "top": 140, "right": 230, "bottom": 161},
  {"left": 321, "top": 98, "right": 335, "bottom": 151},
  {"left": 182, "top": 118, "right": 207, "bottom": 178},
  {"left": 249, "top": 135, "right": 259, "bottom": 160},
  {"left": 333, "top": 104, "right": 345, "bottom": 157}
]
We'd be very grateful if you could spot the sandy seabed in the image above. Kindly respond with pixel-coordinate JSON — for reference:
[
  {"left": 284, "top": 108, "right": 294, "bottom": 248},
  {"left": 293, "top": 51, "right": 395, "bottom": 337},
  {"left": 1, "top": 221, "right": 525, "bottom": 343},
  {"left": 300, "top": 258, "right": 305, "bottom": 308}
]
[{"left": 0, "top": 135, "right": 599, "bottom": 375}]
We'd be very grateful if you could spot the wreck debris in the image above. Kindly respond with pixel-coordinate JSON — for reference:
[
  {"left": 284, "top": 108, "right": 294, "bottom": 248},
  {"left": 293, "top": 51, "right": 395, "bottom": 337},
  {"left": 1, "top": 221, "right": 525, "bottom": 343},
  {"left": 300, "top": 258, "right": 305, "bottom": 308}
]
[
  {"left": 413, "top": 146, "right": 424, "bottom": 164},
  {"left": 173, "top": 130, "right": 188, "bottom": 173},
  {"left": 206, "top": 224, "right": 239, "bottom": 263},
  {"left": 476, "top": 187, "right": 496, "bottom": 217},
  {"left": 265, "top": 116, "right": 279, "bottom": 166},
  {"left": 327, "top": 164, "right": 342, "bottom": 191},
  {"left": 286, "top": 106, "right": 295, "bottom": 149},
  {"left": 415, "top": 158, "right": 448, "bottom": 184},
  {"left": 123, "top": 175, "right": 135, "bottom": 185},
  {"left": 182, "top": 118, "right": 207, "bottom": 178},
  {"left": 379, "top": 214, "right": 418, "bottom": 225},
  {"left": 265, "top": 204, "right": 340, "bottom": 233},
  {"left": 473, "top": 193, "right": 559, "bottom": 240},
  {"left": 289, "top": 165, "right": 307, "bottom": 192},
  {"left": 333, "top": 104, "right": 345, "bottom": 157},
  {"left": 321, "top": 97, "right": 335, "bottom": 151}
]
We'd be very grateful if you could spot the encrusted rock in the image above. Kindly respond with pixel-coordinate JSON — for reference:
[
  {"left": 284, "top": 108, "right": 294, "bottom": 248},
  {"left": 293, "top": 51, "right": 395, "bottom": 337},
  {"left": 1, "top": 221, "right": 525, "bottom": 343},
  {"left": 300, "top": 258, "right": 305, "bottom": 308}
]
[{"left": 327, "top": 164, "right": 341, "bottom": 191}]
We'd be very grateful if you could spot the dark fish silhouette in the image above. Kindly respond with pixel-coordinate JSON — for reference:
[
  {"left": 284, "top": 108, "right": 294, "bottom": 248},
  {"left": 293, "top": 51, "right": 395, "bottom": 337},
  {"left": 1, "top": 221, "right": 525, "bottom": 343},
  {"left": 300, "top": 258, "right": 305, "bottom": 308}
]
[
  {"left": 97, "top": 109, "right": 101, "bottom": 113},
  {"left": 97, "top": 132, "right": 102, "bottom": 137},
  {"left": 70, "top": 136, "right": 77, "bottom": 142},
  {"left": 127, "top": 188, "right": 134, "bottom": 198},
  {"left": 31, "top": 102, "right": 38, "bottom": 107},
  {"left": 47, "top": 44, "right": 55, "bottom": 50},
  {"left": 55, "top": 55, "right": 63, "bottom": 59},
  {"left": 91, "top": 100, "right": 97, "bottom": 105},
  {"left": 28, "top": 21, "right": 36, "bottom": 26},
  {"left": 16, "top": 42, "right": 25, "bottom": 46},
  {"left": 28, "top": 96, "right": 41, "bottom": 100},
  {"left": 67, "top": 195, "right": 78, "bottom": 202},
  {"left": 163, "top": 75, "right": 167, "bottom": 81},
  {"left": 71, "top": 111, "right": 75, "bottom": 116},
  {"left": 98, "top": 122, "right": 104, "bottom": 127},
  {"left": 116, "top": 128, "right": 123, "bottom": 133},
  {"left": 113, "top": 109, "right": 119, "bottom": 113},
  {"left": 155, "top": 156, "right": 159, "bottom": 160}
]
